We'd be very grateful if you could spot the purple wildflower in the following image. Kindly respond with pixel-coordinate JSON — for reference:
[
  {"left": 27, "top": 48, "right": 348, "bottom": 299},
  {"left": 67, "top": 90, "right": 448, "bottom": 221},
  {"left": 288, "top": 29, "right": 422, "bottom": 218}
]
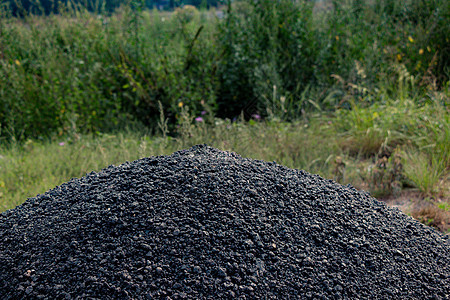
[
  {"left": 59, "top": 142, "right": 65, "bottom": 146},
  {"left": 252, "top": 114, "right": 261, "bottom": 120},
  {"left": 201, "top": 110, "right": 207, "bottom": 115},
  {"left": 195, "top": 117, "right": 204, "bottom": 122}
]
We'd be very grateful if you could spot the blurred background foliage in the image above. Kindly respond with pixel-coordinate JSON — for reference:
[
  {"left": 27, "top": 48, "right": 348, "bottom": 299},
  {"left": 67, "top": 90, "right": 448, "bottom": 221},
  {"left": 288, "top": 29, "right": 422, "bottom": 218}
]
[
  {"left": 3, "top": 0, "right": 223, "bottom": 16},
  {"left": 0, "top": 0, "right": 448, "bottom": 142}
]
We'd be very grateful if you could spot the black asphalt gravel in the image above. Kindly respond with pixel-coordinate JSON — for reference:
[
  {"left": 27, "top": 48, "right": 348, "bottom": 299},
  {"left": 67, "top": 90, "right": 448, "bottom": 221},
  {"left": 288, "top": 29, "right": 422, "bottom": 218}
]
[{"left": 0, "top": 145, "right": 449, "bottom": 299}]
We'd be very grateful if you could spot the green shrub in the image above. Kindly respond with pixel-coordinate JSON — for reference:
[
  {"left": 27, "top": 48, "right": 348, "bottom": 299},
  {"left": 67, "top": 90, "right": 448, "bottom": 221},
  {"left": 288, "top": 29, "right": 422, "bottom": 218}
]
[{"left": 216, "top": 0, "right": 318, "bottom": 119}]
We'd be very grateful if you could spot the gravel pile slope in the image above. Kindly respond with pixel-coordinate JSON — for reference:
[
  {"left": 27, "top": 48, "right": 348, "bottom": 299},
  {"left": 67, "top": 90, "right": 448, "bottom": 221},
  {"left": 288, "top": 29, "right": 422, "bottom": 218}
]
[{"left": 0, "top": 145, "right": 449, "bottom": 299}]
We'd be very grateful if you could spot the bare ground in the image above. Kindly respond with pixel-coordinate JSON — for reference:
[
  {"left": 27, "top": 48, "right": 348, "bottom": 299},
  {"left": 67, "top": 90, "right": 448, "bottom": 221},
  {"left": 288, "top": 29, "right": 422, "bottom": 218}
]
[{"left": 380, "top": 190, "right": 450, "bottom": 234}]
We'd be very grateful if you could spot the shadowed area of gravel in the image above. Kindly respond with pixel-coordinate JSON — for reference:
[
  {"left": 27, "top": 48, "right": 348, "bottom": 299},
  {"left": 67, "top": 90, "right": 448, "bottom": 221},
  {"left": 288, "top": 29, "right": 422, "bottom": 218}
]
[{"left": 0, "top": 145, "right": 449, "bottom": 299}]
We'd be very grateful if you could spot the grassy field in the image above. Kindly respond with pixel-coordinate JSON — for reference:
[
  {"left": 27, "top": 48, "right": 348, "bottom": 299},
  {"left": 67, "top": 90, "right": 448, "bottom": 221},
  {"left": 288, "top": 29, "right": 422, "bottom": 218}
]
[{"left": 1, "top": 92, "right": 449, "bottom": 232}]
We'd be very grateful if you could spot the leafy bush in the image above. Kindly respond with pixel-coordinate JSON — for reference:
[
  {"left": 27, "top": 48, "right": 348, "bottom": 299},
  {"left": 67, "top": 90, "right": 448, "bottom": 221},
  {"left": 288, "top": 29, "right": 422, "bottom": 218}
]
[{"left": 216, "top": 0, "right": 318, "bottom": 119}]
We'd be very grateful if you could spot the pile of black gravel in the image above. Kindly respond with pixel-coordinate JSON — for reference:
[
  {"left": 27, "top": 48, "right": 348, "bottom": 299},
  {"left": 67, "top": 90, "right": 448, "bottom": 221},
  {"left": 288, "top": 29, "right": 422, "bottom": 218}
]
[{"left": 1, "top": 145, "right": 449, "bottom": 299}]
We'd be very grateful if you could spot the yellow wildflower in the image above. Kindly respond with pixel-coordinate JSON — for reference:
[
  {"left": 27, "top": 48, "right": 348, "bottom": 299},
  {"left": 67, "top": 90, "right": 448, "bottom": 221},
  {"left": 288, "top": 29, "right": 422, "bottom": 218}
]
[
  {"left": 419, "top": 49, "right": 424, "bottom": 55},
  {"left": 396, "top": 54, "right": 402, "bottom": 61},
  {"left": 415, "top": 61, "right": 422, "bottom": 71},
  {"left": 335, "top": 36, "right": 339, "bottom": 41},
  {"left": 178, "top": 102, "right": 184, "bottom": 108},
  {"left": 408, "top": 36, "right": 414, "bottom": 43},
  {"left": 15, "top": 59, "right": 20, "bottom": 66}
]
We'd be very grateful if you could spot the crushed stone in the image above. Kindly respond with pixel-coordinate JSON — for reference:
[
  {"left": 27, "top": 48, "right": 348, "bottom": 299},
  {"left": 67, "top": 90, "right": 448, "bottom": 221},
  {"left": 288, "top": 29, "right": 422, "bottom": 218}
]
[{"left": 0, "top": 145, "right": 449, "bottom": 299}]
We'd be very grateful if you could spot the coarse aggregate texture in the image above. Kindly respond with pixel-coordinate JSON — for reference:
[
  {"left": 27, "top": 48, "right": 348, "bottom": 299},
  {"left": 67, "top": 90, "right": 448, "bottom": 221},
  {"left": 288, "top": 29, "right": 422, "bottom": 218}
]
[{"left": 0, "top": 145, "right": 449, "bottom": 299}]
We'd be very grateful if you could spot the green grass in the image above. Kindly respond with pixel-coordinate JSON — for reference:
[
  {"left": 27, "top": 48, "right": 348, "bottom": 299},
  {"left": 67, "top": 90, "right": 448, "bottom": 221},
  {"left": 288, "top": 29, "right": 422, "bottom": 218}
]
[
  {"left": 403, "top": 150, "right": 447, "bottom": 196},
  {"left": 0, "top": 131, "right": 171, "bottom": 211},
  {"left": 1, "top": 96, "right": 448, "bottom": 232}
]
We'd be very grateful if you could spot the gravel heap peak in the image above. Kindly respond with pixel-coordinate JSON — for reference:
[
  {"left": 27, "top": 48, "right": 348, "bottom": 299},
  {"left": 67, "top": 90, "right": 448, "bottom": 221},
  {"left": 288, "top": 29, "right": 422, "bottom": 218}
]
[{"left": 1, "top": 145, "right": 449, "bottom": 299}]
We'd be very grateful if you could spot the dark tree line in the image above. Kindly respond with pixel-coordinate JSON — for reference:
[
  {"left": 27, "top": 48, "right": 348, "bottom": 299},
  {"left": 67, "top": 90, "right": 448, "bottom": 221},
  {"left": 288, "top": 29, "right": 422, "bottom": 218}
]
[
  {"left": 3, "top": 0, "right": 223, "bottom": 16},
  {"left": 3, "top": 0, "right": 118, "bottom": 16}
]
